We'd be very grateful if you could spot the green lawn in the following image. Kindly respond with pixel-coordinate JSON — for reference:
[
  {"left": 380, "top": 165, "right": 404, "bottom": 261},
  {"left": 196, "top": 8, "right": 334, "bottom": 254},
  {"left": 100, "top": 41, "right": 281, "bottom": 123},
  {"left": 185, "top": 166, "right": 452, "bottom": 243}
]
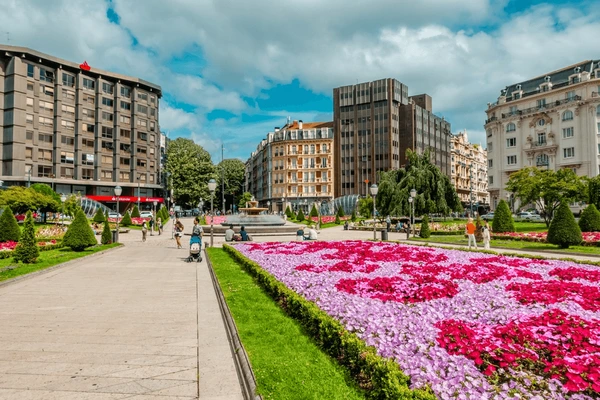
[
  {"left": 430, "top": 219, "right": 547, "bottom": 232},
  {"left": 0, "top": 243, "right": 121, "bottom": 282},
  {"left": 207, "top": 248, "right": 365, "bottom": 400},
  {"left": 409, "top": 235, "right": 600, "bottom": 256}
]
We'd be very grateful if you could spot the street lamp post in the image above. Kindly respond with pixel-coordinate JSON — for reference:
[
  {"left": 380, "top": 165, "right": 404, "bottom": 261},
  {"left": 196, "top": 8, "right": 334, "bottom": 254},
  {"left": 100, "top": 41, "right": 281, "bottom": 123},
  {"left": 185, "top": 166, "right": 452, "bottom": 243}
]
[
  {"left": 408, "top": 197, "right": 413, "bottom": 239},
  {"left": 208, "top": 179, "right": 217, "bottom": 247},
  {"left": 506, "top": 193, "right": 512, "bottom": 214},
  {"left": 370, "top": 184, "right": 378, "bottom": 240},
  {"left": 60, "top": 194, "right": 66, "bottom": 228},
  {"left": 114, "top": 186, "right": 122, "bottom": 242},
  {"left": 153, "top": 200, "right": 157, "bottom": 235},
  {"left": 267, "top": 201, "right": 271, "bottom": 214},
  {"left": 410, "top": 188, "right": 417, "bottom": 237},
  {"left": 137, "top": 175, "right": 141, "bottom": 210}
]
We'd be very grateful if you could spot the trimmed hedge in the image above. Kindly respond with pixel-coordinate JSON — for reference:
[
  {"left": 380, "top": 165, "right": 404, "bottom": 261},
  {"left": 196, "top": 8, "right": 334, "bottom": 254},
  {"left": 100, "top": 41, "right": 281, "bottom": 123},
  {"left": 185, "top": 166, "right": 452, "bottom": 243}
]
[
  {"left": 492, "top": 200, "right": 515, "bottom": 233},
  {"left": 63, "top": 209, "right": 98, "bottom": 251},
  {"left": 92, "top": 207, "right": 105, "bottom": 223},
  {"left": 0, "top": 206, "right": 21, "bottom": 242},
  {"left": 420, "top": 215, "right": 431, "bottom": 238},
  {"left": 579, "top": 204, "right": 600, "bottom": 232},
  {"left": 131, "top": 205, "right": 141, "bottom": 218},
  {"left": 222, "top": 245, "right": 436, "bottom": 400},
  {"left": 547, "top": 202, "right": 582, "bottom": 249},
  {"left": 297, "top": 209, "right": 305, "bottom": 222},
  {"left": 121, "top": 211, "right": 132, "bottom": 227},
  {"left": 13, "top": 211, "right": 39, "bottom": 263}
]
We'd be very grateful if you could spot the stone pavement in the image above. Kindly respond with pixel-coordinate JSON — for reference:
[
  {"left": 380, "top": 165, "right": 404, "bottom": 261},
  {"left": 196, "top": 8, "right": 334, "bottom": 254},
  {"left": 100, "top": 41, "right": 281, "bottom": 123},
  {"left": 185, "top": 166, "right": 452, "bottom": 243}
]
[{"left": 0, "top": 216, "right": 243, "bottom": 400}]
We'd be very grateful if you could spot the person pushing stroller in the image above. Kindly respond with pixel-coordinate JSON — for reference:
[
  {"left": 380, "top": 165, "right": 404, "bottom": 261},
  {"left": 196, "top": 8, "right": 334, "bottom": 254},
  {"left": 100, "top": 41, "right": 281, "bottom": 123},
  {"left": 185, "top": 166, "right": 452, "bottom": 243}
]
[{"left": 186, "top": 218, "right": 203, "bottom": 263}]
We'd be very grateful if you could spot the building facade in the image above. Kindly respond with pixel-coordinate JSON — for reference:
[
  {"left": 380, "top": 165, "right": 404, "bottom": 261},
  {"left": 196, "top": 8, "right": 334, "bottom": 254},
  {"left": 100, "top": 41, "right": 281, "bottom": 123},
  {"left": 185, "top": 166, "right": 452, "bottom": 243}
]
[
  {"left": 485, "top": 60, "right": 600, "bottom": 209},
  {"left": 246, "top": 119, "right": 334, "bottom": 215},
  {"left": 333, "top": 79, "right": 451, "bottom": 198},
  {"left": 0, "top": 45, "right": 163, "bottom": 210},
  {"left": 450, "top": 130, "right": 489, "bottom": 214}
]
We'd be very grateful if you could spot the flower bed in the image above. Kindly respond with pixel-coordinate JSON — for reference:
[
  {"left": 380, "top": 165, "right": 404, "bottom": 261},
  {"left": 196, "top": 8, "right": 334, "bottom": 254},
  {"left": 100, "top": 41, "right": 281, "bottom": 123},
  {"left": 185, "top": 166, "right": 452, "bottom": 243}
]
[
  {"left": 309, "top": 216, "right": 350, "bottom": 224},
  {"left": 106, "top": 217, "right": 149, "bottom": 226},
  {"left": 493, "top": 231, "right": 600, "bottom": 245},
  {"left": 234, "top": 240, "right": 600, "bottom": 399}
]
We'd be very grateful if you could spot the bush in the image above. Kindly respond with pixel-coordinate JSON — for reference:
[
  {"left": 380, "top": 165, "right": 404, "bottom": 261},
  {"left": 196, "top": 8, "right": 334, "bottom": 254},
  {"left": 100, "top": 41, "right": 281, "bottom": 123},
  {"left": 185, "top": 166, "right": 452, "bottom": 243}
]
[
  {"left": 578, "top": 204, "right": 600, "bottom": 232},
  {"left": 337, "top": 206, "right": 345, "bottom": 218},
  {"left": 121, "top": 211, "right": 132, "bottom": 227},
  {"left": 101, "top": 220, "right": 112, "bottom": 244},
  {"left": 351, "top": 210, "right": 356, "bottom": 222},
  {"left": 492, "top": 200, "right": 515, "bottom": 233},
  {"left": 548, "top": 202, "right": 582, "bottom": 248},
  {"left": 13, "top": 211, "right": 39, "bottom": 263},
  {"left": 335, "top": 214, "right": 341, "bottom": 224},
  {"left": 131, "top": 205, "right": 141, "bottom": 218},
  {"left": 0, "top": 206, "right": 21, "bottom": 242},
  {"left": 92, "top": 207, "right": 105, "bottom": 223},
  {"left": 310, "top": 204, "right": 319, "bottom": 218},
  {"left": 420, "top": 215, "right": 431, "bottom": 238},
  {"left": 296, "top": 209, "right": 305, "bottom": 223},
  {"left": 63, "top": 209, "right": 98, "bottom": 251},
  {"left": 285, "top": 205, "right": 293, "bottom": 219}
]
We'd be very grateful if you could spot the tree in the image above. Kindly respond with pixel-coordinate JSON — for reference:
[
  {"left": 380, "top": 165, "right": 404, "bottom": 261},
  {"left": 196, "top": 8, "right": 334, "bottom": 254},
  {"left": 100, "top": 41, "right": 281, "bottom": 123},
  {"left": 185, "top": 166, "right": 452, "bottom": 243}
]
[
  {"left": 492, "top": 200, "right": 515, "bottom": 233},
  {"left": 131, "top": 205, "right": 141, "bottom": 218},
  {"left": 420, "top": 215, "right": 431, "bottom": 238},
  {"left": 588, "top": 175, "right": 600, "bottom": 210},
  {"left": 63, "top": 194, "right": 80, "bottom": 219},
  {"left": 216, "top": 158, "right": 246, "bottom": 212},
  {"left": 63, "top": 209, "right": 97, "bottom": 251},
  {"left": 93, "top": 207, "right": 106, "bottom": 223},
  {"left": 310, "top": 204, "right": 319, "bottom": 218},
  {"left": 358, "top": 196, "right": 374, "bottom": 218},
  {"left": 507, "top": 167, "right": 586, "bottom": 227},
  {"left": 101, "top": 219, "right": 112, "bottom": 244},
  {"left": 337, "top": 206, "right": 345, "bottom": 218},
  {"left": 376, "top": 149, "right": 462, "bottom": 218},
  {"left": 30, "top": 183, "right": 60, "bottom": 223},
  {"left": 0, "top": 206, "right": 21, "bottom": 242},
  {"left": 121, "top": 211, "right": 132, "bottom": 227},
  {"left": 285, "top": 206, "right": 294, "bottom": 219},
  {"left": 238, "top": 192, "right": 253, "bottom": 210},
  {"left": 0, "top": 186, "right": 58, "bottom": 215},
  {"left": 547, "top": 202, "right": 582, "bottom": 248},
  {"left": 297, "top": 209, "right": 305, "bottom": 222},
  {"left": 351, "top": 210, "right": 357, "bottom": 222},
  {"left": 579, "top": 204, "right": 600, "bottom": 232},
  {"left": 165, "top": 138, "right": 215, "bottom": 208},
  {"left": 335, "top": 213, "right": 341, "bottom": 224},
  {"left": 13, "top": 211, "right": 39, "bottom": 263}
]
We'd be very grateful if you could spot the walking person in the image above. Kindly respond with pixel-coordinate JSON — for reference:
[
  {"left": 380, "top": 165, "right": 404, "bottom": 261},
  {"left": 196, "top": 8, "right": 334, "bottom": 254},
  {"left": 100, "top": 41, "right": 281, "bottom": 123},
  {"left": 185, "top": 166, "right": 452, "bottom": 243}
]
[
  {"left": 482, "top": 219, "right": 492, "bottom": 250},
  {"left": 157, "top": 217, "right": 162, "bottom": 235},
  {"left": 141, "top": 221, "right": 148, "bottom": 242},
  {"left": 174, "top": 218, "right": 184, "bottom": 249},
  {"left": 466, "top": 218, "right": 477, "bottom": 250},
  {"left": 149, "top": 216, "right": 154, "bottom": 236}
]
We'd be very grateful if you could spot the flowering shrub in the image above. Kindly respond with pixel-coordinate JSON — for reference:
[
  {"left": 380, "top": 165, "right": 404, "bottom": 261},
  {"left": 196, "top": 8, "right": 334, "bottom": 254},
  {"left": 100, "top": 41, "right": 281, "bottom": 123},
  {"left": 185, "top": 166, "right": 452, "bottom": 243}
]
[
  {"left": 0, "top": 239, "right": 57, "bottom": 251},
  {"left": 310, "top": 216, "right": 350, "bottom": 224},
  {"left": 36, "top": 225, "right": 66, "bottom": 239},
  {"left": 235, "top": 240, "right": 600, "bottom": 399},
  {"left": 106, "top": 217, "right": 149, "bottom": 226},
  {"left": 493, "top": 231, "right": 600, "bottom": 245}
]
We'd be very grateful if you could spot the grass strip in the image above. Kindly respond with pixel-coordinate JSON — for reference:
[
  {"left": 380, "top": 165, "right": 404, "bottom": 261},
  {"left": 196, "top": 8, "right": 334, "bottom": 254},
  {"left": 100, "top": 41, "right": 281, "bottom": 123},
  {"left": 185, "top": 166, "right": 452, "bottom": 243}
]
[
  {"left": 207, "top": 248, "right": 366, "bottom": 400},
  {"left": 0, "top": 243, "right": 121, "bottom": 282}
]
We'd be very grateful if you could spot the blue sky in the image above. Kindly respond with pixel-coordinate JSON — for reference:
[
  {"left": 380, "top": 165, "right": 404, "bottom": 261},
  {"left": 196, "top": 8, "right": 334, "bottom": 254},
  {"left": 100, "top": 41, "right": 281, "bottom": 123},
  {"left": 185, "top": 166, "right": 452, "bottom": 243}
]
[{"left": 1, "top": 0, "right": 599, "bottom": 161}]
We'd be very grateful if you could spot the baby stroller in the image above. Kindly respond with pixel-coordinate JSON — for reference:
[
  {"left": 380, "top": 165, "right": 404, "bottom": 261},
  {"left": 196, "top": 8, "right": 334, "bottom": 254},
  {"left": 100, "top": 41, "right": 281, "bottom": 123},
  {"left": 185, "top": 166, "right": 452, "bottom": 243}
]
[{"left": 186, "top": 235, "right": 203, "bottom": 263}]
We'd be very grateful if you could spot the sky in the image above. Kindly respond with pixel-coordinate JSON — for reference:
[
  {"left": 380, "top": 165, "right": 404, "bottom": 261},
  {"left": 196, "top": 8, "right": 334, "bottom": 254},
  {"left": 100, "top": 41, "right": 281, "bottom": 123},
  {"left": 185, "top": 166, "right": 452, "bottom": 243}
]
[{"left": 1, "top": 0, "right": 599, "bottom": 162}]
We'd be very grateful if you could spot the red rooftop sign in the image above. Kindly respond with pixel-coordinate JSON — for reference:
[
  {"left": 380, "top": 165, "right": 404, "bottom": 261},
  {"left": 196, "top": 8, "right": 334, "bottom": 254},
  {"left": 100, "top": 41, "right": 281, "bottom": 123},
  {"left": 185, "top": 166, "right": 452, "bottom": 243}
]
[
  {"left": 86, "top": 195, "right": 164, "bottom": 203},
  {"left": 79, "top": 61, "right": 91, "bottom": 71}
]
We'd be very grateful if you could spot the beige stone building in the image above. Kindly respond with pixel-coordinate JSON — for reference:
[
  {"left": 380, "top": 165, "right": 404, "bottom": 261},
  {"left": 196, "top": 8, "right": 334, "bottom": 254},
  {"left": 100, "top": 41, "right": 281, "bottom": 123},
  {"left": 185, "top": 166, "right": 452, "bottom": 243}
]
[
  {"left": 485, "top": 60, "right": 600, "bottom": 209},
  {"left": 246, "top": 119, "right": 334, "bottom": 215},
  {"left": 450, "top": 130, "right": 489, "bottom": 214}
]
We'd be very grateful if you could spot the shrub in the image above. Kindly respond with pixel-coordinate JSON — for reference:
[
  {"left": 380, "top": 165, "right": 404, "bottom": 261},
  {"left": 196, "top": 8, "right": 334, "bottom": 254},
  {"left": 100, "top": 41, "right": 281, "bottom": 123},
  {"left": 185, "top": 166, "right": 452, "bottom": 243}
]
[
  {"left": 121, "top": 211, "right": 132, "bottom": 227},
  {"left": 101, "top": 220, "right": 112, "bottom": 244},
  {"left": 337, "top": 206, "right": 345, "bottom": 218},
  {"left": 578, "top": 204, "right": 600, "bottom": 232},
  {"left": 131, "top": 205, "right": 141, "bottom": 218},
  {"left": 492, "top": 200, "right": 515, "bottom": 233},
  {"left": 63, "top": 209, "right": 98, "bottom": 251},
  {"left": 310, "top": 204, "right": 319, "bottom": 218},
  {"left": 12, "top": 211, "right": 39, "bottom": 263},
  {"left": 335, "top": 214, "right": 341, "bottom": 224},
  {"left": 548, "top": 202, "right": 582, "bottom": 249},
  {"left": 420, "top": 215, "right": 431, "bottom": 238},
  {"left": 0, "top": 206, "right": 21, "bottom": 242},
  {"left": 285, "top": 205, "right": 293, "bottom": 218},
  {"left": 92, "top": 207, "right": 105, "bottom": 223},
  {"left": 351, "top": 210, "right": 356, "bottom": 222},
  {"left": 296, "top": 209, "right": 305, "bottom": 223}
]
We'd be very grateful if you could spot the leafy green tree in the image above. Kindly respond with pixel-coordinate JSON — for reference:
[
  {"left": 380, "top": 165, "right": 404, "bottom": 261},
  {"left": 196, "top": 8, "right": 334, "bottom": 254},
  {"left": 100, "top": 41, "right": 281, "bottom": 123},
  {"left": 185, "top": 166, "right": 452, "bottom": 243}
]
[
  {"left": 492, "top": 200, "right": 515, "bottom": 233},
  {"left": 507, "top": 166, "right": 586, "bottom": 227},
  {"left": 309, "top": 204, "right": 319, "bottom": 218},
  {"left": 0, "top": 206, "right": 21, "bottom": 242},
  {"left": 13, "top": 211, "right": 39, "bottom": 263},
  {"left": 358, "top": 196, "right": 374, "bottom": 218},
  {"left": 30, "top": 183, "right": 60, "bottom": 223},
  {"left": 93, "top": 207, "right": 106, "bottom": 223},
  {"left": 101, "top": 220, "right": 112, "bottom": 244},
  {"left": 578, "top": 204, "right": 600, "bottom": 232},
  {"left": 376, "top": 149, "right": 462, "bottom": 218},
  {"left": 548, "top": 202, "right": 582, "bottom": 248},
  {"left": 216, "top": 159, "right": 246, "bottom": 211},
  {"left": 238, "top": 192, "right": 253, "bottom": 210},
  {"left": 420, "top": 215, "right": 431, "bottom": 238},
  {"left": 165, "top": 138, "right": 215, "bottom": 208},
  {"left": 63, "top": 194, "right": 80, "bottom": 219},
  {"left": 63, "top": 209, "right": 97, "bottom": 251},
  {"left": 0, "top": 186, "right": 58, "bottom": 215},
  {"left": 131, "top": 205, "right": 141, "bottom": 218},
  {"left": 588, "top": 175, "right": 600, "bottom": 211},
  {"left": 297, "top": 209, "right": 305, "bottom": 222},
  {"left": 351, "top": 210, "right": 357, "bottom": 222},
  {"left": 121, "top": 211, "right": 132, "bottom": 227}
]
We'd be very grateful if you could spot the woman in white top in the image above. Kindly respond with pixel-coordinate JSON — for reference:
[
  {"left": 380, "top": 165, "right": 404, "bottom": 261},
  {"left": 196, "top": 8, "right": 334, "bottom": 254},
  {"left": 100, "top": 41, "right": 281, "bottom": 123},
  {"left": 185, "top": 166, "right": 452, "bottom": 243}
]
[{"left": 482, "top": 219, "right": 491, "bottom": 250}]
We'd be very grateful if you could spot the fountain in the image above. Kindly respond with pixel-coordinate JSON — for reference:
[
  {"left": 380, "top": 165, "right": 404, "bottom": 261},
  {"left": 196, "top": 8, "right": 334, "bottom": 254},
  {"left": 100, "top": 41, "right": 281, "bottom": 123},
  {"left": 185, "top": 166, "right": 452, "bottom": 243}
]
[{"left": 225, "top": 199, "right": 286, "bottom": 226}]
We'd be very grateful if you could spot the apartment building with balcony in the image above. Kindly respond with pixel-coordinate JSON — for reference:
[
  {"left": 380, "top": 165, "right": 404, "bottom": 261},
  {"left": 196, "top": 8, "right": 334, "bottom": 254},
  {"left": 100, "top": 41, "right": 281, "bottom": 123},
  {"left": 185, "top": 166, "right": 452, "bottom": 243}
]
[
  {"left": 0, "top": 45, "right": 163, "bottom": 210},
  {"left": 450, "top": 130, "right": 489, "bottom": 214},
  {"left": 245, "top": 119, "right": 334, "bottom": 214},
  {"left": 485, "top": 60, "right": 600, "bottom": 209},
  {"left": 333, "top": 79, "right": 451, "bottom": 198}
]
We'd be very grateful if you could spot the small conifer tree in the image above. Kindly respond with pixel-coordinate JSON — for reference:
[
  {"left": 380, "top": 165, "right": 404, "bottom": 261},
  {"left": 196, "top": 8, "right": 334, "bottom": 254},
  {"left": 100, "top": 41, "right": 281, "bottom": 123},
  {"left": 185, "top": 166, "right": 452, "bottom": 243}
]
[
  {"left": 0, "top": 206, "right": 21, "bottom": 242},
  {"left": 337, "top": 206, "right": 345, "bottom": 218},
  {"left": 92, "top": 207, "right": 105, "bottom": 223},
  {"left": 335, "top": 213, "right": 340, "bottom": 224},
  {"left": 121, "top": 211, "right": 132, "bottom": 227},
  {"left": 351, "top": 209, "right": 357, "bottom": 222},
  {"left": 13, "top": 211, "right": 39, "bottom": 263},
  {"left": 492, "top": 200, "right": 515, "bottom": 233},
  {"left": 63, "top": 209, "right": 98, "bottom": 251},
  {"left": 578, "top": 204, "right": 600, "bottom": 232},
  {"left": 548, "top": 202, "right": 582, "bottom": 248},
  {"left": 101, "top": 219, "right": 112, "bottom": 244},
  {"left": 420, "top": 215, "right": 431, "bottom": 238},
  {"left": 310, "top": 204, "right": 319, "bottom": 218},
  {"left": 285, "top": 206, "right": 293, "bottom": 219},
  {"left": 297, "top": 208, "right": 305, "bottom": 222},
  {"left": 131, "top": 205, "right": 141, "bottom": 218}
]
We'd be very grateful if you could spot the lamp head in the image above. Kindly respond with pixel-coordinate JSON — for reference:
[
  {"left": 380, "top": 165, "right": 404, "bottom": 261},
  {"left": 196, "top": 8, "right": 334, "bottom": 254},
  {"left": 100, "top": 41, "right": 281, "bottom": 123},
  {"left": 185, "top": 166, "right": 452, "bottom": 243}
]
[
  {"left": 208, "top": 178, "right": 217, "bottom": 192},
  {"left": 153, "top": 201, "right": 157, "bottom": 206},
  {"left": 408, "top": 197, "right": 413, "bottom": 203},
  {"left": 370, "top": 183, "right": 378, "bottom": 196},
  {"left": 410, "top": 188, "right": 417, "bottom": 198},
  {"left": 114, "top": 185, "right": 122, "bottom": 196}
]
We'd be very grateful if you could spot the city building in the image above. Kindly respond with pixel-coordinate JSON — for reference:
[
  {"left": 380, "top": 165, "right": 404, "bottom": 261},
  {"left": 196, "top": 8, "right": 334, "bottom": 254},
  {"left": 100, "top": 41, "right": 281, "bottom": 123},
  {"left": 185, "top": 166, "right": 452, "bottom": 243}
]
[
  {"left": 246, "top": 119, "right": 334, "bottom": 215},
  {"left": 0, "top": 45, "right": 163, "bottom": 211},
  {"left": 450, "top": 130, "right": 489, "bottom": 214},
  {"left": 485, "top": 60, "right": 600, "bottom": 210},
  {"left": 333, "top": 79, "right": 452, "bottom": 198}
]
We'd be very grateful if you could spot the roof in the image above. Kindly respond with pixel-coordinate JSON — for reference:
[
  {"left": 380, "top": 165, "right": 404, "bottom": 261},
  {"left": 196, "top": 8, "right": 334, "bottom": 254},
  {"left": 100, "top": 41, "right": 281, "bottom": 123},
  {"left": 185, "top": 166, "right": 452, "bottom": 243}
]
[{"left": 283, "top": 121, "right": 334, "bottom": 130}]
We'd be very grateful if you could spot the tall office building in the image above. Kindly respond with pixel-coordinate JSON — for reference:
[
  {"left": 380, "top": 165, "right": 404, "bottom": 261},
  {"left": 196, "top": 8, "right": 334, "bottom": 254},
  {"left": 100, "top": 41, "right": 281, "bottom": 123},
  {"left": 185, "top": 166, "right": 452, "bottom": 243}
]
[
  {"left": 485, "top": 60, "right": 600, "bottom": 209},
  {"left": 333, "top": 79, "right": 451, "bottom": 198},
  {"left": 0, "top": 45, "right": 163, "bottom": 210}
]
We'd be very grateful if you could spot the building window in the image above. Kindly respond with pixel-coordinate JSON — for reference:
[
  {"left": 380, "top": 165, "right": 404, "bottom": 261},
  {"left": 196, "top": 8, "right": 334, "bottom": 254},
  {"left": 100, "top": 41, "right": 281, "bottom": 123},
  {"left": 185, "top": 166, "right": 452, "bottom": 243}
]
[
  {"left": 506, "top": 123, "right": 516, "bottom": 132},
  {"left": 149, "top": 121, "right": 155, "bottom": 131},
  {"left": 506, "top": 138, "right": 516, "bottom": 148},
  {"left": 102, "top": 111, "right": 113, "bottom": 122},
  {"left": 137, "top": 119, "right": 147, "bottom": 128},
  {"left": 488, "top": 159, "right": 493, "bottom": 168},
  {"left": 102, "top": 126, "right": 114, "bottom": 138},
  {"left": 26, "top": 130, "right": 33, "bottom": 141},
  {"left": 137, "top": 132, "right": 147, "bottom": 141},
  {"left": 39, "top": 68, "right": 54, "bottom": 83},
  {"left": 27, "top": 83, "right": 33, "bottom": 92},
  {"left": 39, "top": 149, "right": 53, "bottom": 161},
  {"left": 101, "top": 170, "right": 113, "bottom": 180},
  {"left": 83, "top": 78, "right": 95, "bottom": 91},
  {"left": 120, "top": 171, "right": 131, "bottom": 181},
  {"left": 39, "top": 85, "right": 54, "bottom": 97},
  {"left": 120, "top": 101, "right": 130, "bottom": 110},
  {"left": 597, "top": 105, "right": 600, "bottom": 116},
  {"left": 120, "top": 129, "right": 131, "bottom": 138},
  {"left": 120, "top": 157, "right": 130, "bottom": 166},
  {"left": 62, "top": 104, "right": 75, "bottom": 116},
  {"left": 562, "top": 110, "right": 573, "bottom": 121},
  {"left": 120, "top": 115, "right": 131, "bottom": 124},
  {"left": 537, "top": 154, "right": 549, "bottom": 166},
  {"left": 39, "top": 100, "right": 54, "bottom": 113},
  {"left": 507, "top": 155, "right": 517, "bottom": 165},
  {"left": 137, "top": 104, "right": 148, "bottom": 114},
  {"left": 137, "top": 159, "right": 147, "bottom": 167},
  {"left": 60, "top": 120, "right": 75, "bottom": 131},
  {"left": 563, "top": 127, "right": 574, "bottom": 139},
  {"left": 121, "top": 86, "right": 131, "bottom": 98},
  {"left": 137, "top": 147, "right": 147, "bottom": 155},
  {"left": 537, "top": 99, "right": 546, "bottom": 109},
  {"left": 62, "top": 73, "right": 75, "bottom": 87},
  {"left": 82, "top": 123, "right": 95, "bottom": 133},
  {"left": 537, "top": 132, "right": 546, "bottom": 145},
  {"left": 137, "top": 92, "right": 148, "bottom": 101},
  {"left": 63, "top": 90, "right": 75, "bottom": 101},
  {"left": 27, "top": 64, "right": 34, "bottom": 78},
  {"left": 81, "top": 153, "right": 94, "bottom": 165},
  {"left": 60, "top": 151, "right": 74, "bottom": 164},
  {"left": 488, "top": 176, "right": 493, "bottom": 185},
  {"left": 83, "top": 94, "right": 95, "bottom": 105},
  {"left": 26, "top": 97, "right": 33, "bottom": 107},
  {"left": 102, "top": 141, "right": 114, "bottom": 150},
  {"left": 38, "top": 165, "right": 53, "bottom": 177},
  {"left": 39, "top": 116, "right": 53, "bottom": 127},
  {"left": 61, "top": 136, "right": 75, "bottom": 146},
  {"left": 102, "top": 155, "right": 113, "bottom": 164},
  {"left": 102, "top": 82, "right": 114, "bottom": 94},
  {"left": 82, "top": 169, "right": 94, "bottom": 180},
  {"left": 83, "top": 109, "right": 95, "bottom": 120},
  {"left": 150, "top": 108, "right": 156, "bottom": 117},
  {"left": 566, "top": 90, "right": 576, "bottom": 100},
  {"left": 82, "top": 138, "right": 94, "bottom": 149},
  {"left": 102, "top": 97, "right": 114, "bottom": 107},
  {"left": 538, "top": 119, "right": 545, "bottom": 127},
  {"left": 564, "top": 147, "right": 575, "bottom": 158}
]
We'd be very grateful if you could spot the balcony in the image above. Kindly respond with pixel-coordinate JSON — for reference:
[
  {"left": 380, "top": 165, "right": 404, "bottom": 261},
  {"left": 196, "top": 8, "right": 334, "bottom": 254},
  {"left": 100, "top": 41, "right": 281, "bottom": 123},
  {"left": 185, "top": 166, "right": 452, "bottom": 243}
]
[
  {"left": 501, "top": 96, "right": 581, "bottom": 119},
  {"left": 485, "top": 116, "right": 498, "bottom": 124}
]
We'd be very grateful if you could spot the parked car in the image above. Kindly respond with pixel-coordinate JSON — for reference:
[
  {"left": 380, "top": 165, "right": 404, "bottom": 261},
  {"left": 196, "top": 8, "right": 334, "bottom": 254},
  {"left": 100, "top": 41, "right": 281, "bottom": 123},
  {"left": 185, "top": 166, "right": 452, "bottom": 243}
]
[
  {"left": 481, "top": 212, "right": 494, "bottom": 220},
  {"left": 108, "top": 212, "right": 122, "bottom": 219},
  {"left": 516, "top": 212, "right": 542, "bottom": 221},
  {"left": 140, "top": 211, "right": 153, "bottom": 218}
]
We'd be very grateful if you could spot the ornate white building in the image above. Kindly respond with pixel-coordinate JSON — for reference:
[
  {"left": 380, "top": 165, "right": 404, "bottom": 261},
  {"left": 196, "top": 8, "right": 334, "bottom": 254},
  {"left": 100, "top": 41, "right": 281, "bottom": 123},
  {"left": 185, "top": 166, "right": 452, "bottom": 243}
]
[
  {"left": 450, "top": 130, "right": 489, "bottom": 214},
  {"left": 485, "top": 60, "right": 600, "bottom": 210}
]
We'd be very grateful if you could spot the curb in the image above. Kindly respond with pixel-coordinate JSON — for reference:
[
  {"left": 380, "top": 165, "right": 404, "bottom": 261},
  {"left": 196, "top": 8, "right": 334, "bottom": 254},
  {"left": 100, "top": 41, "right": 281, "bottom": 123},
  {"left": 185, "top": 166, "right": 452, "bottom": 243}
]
[
  {"left": 204, "top": 250, "right": 261, "bottom": 400},
  {"left": 0, "top": 244, "right": 124, "bottom": 289}
]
